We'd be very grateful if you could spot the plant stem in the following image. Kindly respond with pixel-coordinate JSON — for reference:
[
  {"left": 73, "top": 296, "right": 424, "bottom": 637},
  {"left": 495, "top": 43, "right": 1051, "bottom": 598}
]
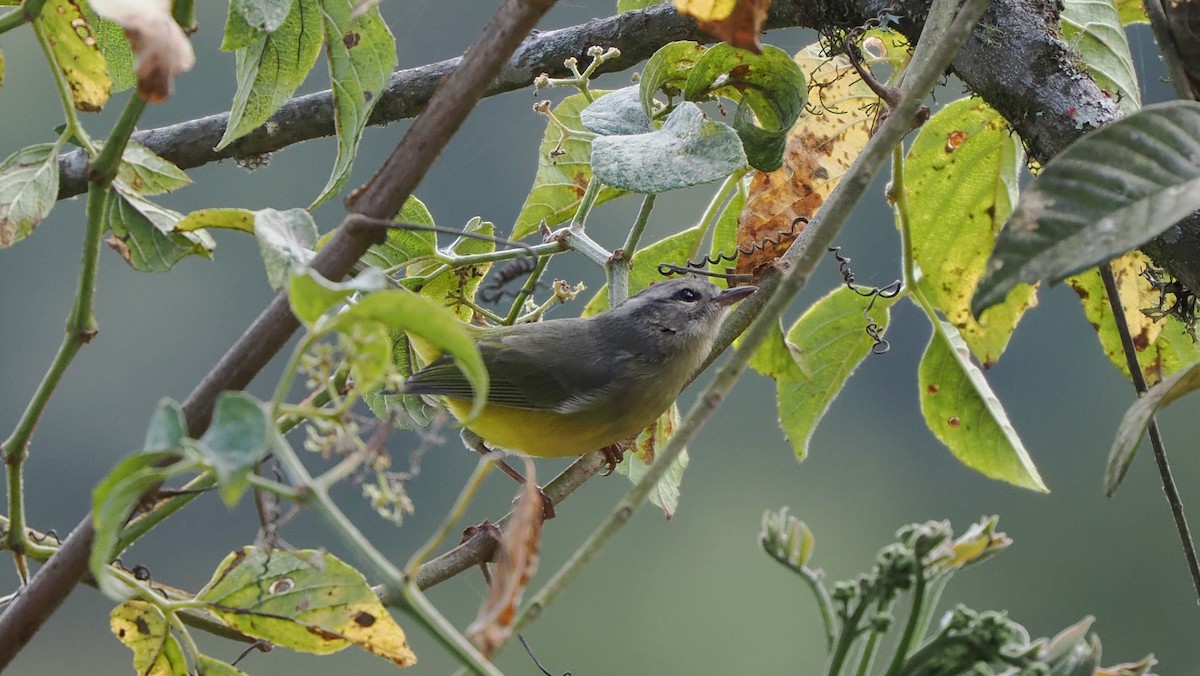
[
  {"left": 827, "top": 598, "right": 868, "bottom": 675},
  {"left": 504, "top": 254, "right": 550, "bottom": 324},
  {"left": 1141, "top": 0, "right": 1195, "bottom": 101},
  {"left": 608, "top": 193, "right": 656, "bottom": 306},
  {"left": 883, "top": 572, "right": 926, "bottom": 675},
  {"left": 504, "top": 0, "right": 990, "bottom": 654},
  {"left": 438, "top": 241, "right": 565, "bottom": 268},
  {"left": 1098, "top": 262, "right": 1200, "bottom": 603},
  {"left": 0, "top": 0, "right": 47, "bottom": 34},
  {"left": 404, "top": 457, "right": 494, "bottom": 578}
]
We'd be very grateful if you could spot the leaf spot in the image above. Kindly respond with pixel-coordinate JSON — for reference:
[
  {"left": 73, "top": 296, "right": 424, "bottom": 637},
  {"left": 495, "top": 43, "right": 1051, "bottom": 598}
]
[
  {"left": 947, "top": 416, "right": 961, "bottom": 428},
  {"left": 269, "top": 578, "right": 294, "bottom": 594},
  {"left": 354, "top": 611, "right": 377, "bottom": 627},
  {"left": 927, "top": 384, "right": 940, "bottom": 394},
  {"left": 945, "top": 131, "right": 967, "bottom": 152},
  {"left": 343, "top": 32, "right": 361, "bottom": 49}
]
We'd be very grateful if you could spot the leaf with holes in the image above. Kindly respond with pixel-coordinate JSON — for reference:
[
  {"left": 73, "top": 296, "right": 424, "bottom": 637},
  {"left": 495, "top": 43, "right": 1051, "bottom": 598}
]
[
  {"left": 37, "top": 0, "right": 112, "bottom": 111},
  {"left": 919, "top": 321, "right": 1047, "bottom": 492},
  {"left": 974, "top": 101, "right": 1200, "bottom": 314},
  {"left": 591, "top": 103, "right": 746, "bottom": 194},
  {"left": 197, "top": 548, "right": 416, "bottom": 666},
  {"left": 1067, "top": 251, "right": 1200, "bottom": 386},
  {"left": 415, "top": 217, "right": 494, "bottom": 321},
  {"left": 110, "top": 600, "right": 188, "bottom": 676},
  {"left": 311, "top": 0, "right": 396, "bottom": 206},
  {"left": 903, "top": 97, "right": 1035, "bottom": 366}
]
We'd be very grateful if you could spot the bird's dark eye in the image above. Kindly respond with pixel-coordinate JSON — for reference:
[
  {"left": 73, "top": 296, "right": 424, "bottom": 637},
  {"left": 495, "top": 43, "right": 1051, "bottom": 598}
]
[{"left": 675, "top": 288, "right": 700, "bottom": 302}]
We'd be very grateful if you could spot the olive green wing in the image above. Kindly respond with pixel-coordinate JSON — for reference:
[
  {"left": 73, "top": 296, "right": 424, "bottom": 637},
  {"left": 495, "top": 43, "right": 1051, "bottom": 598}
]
[{"left": 403, "top": 321, "right": 621, "bottom": 411}]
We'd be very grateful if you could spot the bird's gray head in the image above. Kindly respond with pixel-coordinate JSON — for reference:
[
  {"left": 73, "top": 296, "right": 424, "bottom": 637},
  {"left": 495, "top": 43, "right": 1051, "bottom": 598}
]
[{"left": 607, "top": 277, "right": 757, "bottom": 357}]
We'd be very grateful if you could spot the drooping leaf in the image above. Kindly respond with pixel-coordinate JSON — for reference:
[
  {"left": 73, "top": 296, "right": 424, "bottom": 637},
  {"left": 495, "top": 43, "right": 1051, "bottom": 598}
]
[
  {"left": 918, "top": 321, "right": 1048, "bottom": 492},
  {"left": 311, "top": 0, "right": 397, "bottom": 206},
  {"left": 197, "top": 547, "right": 417, "bottom": 666},
  {"left": 769, "top": 285, "right": 897, "bottom": 461},
  {"left": 0, "top": 143, "right": 61, "bottom": 247},
  {"left": 1115, "top": 0, "right": 1147, "bottom": 23},
  {"left": 190, "top": 392, "right": 272, "bottom": 507},
  {"left": 91, "top": 451, "right": 182, "bottom": 599},
  {"left": 1068, "top": 251, "right": 1200, "bottom": 386},
  {"left": 254, "top": 208, "right": 318, "bottom": 290},
  {"left": 468, "top": 458, "right": 542, "bottom": 657},
  {"left": 89, "top": 0, "right": 195, "bottom": 102},
  {"left": 903, "top": 97, "right": 1035, "bottom": 366},
  {"left": 591, "top": 102, "right": 747, "bottom": 194},
  {"left": 1061, "top": 0, "right": 1140, "bottom": 114},
  {"left": 1107, "top": 358, "right": 1200, "bottom": 495},
  {"left": 175, "top": 208, "right": 256, "bottom": 233},
  {"left": 734, "top": 40, "right": 893, "bottom": 278},
  {"left": 104, "top": 185, "right": 215, "bottom": 272},
  {"left": 584, "top": 224, "right": 705, "bottom": 314},
  {"left": 682, "top": 43, "right": 806, "bottom": 171},
  {"left": 639, "top": 41, "right": 709, "bottom": 120},
  {"left": 615, "top": 404, "right": 689, "bottom": 519},
  {"left": 288, "top": 267, "right": 386, "bottom": 325},
  {"left": 116, "top": 141, "right": 191, "bottom": 195},
  {"left": 361, "top": 195, "right": 437, "bottom": 270},
  {"left": 974, "top": 101, "right": 1200, "bottom": 314},
  {"left": 513, "top": 92, "right": 625, "bottom": 240},
  {"left": 110, "top": 600, "right": 188, "bottom": 676},
  {"left": 218, "top": 0, "right": 323, "bottom": 150},
  {"left": 325, "top": 288, "right": 488, "bottom": 422},
  {"left": 675, "top": 0, "right": 773, "bottom": 53},
  {"left": 37, "top": 0, "right": 112, "bottom": 111}
]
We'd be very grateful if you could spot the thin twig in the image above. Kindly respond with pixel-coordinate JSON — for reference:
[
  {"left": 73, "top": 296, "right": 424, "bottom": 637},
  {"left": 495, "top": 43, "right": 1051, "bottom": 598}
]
[{"left": 1098, "top": 262, "right": 1200, "bottom": 603}]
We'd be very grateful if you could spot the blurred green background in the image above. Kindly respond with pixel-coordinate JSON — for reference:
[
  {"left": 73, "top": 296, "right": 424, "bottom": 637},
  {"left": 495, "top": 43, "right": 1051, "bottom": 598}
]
[{"left": 2, "top": 1, "right": 1198, "bottom": 673}]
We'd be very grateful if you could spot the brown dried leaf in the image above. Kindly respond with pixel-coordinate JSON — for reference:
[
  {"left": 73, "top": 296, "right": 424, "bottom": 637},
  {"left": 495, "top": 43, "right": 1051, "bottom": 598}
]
[
  {"left": 734, "top": 44, "right": 885, "bottom": 278},
  {"left": 675, "top": 0, "right": 772, "bottom": 53},
  {"left": 468, "top": 459, "right": 542, "bottom": 657},
  {"left": 90, "top": 0, "right": 194, "bottom": 103}
]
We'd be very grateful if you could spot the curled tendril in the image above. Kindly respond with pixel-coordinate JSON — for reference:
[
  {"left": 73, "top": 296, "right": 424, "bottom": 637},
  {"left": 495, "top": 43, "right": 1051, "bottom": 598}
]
[
  {"left": 828, "top": 246, "right": 901, "bottom": 354},
  {"left": 657, "top": 217, "right": 809, "bottom": 284},
  {"left": 479, "top": 256, "right": 539, "bottom": 304}
]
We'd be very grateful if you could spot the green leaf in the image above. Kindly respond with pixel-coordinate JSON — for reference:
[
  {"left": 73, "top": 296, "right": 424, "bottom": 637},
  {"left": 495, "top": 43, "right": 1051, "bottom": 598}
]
[
  {"left": 903, "top": 97, "right": 1034, "bottom": 366},
  {"left": 919, "top": 321, "right": 1047, "bottom": 491},
  {"left": 974, "top": 101, "right": 1200, "bottom": 314},
  {"left": 254, "top": 208, "right": 318, "bottom": 290},
  {"left": 771, "top": 286, "right": 897, "bottom": 461},
  {"left": 361, "top": 195, "right": 437, "bottom": 269},
  {"left": 196, "top": 655, "right": 250, "bottom": 676},
  {"left": 311, "top": 0, "right": 397, "bottom": 207},
  {"left": 288, "top": 267, "right": 386, "bottom": 326},
  {"left": 325, "top": 289, "right": 488, "bottom": 422},
  {"left": 143, "top": 398, "right": 186, "bottom": 452},
  {"left": 218, "top": 0, "right": 323, "bottom": 150},
  {"left": 591, "top": 103, "right": 747, "bottom": 194},
  {"left": 512, "top": 92, "right": 625, "bottom": 239},
  {"left": 1115, "top": 0, "right": 1147, "bottom": 23},
  {"left": 1107, "top": 359, "right": 1200, "bottom": 495},
  {"left": 579, "top": 85, "right": 653, "bottom": 135},
  {"left": 80, "top": 3, "right": 135, "bottom": 92},
  {"left": 1067, "top": 251, "right": 1200, "bottom": 386},
  {"left": 37, "top": 0, "right": 111, "bottom": 112},
  {"left": 343, "top": 322, "right": 393, "bottom": 392},
  {"left": 235, "top": 0, "right": 292, "bottom": 33},
  {"left": 116, "top": 141, "right": 191, "bottom": 196},
  {"left": 639, "top": 41, "right": 709, "bottom": 119},
  {"left": 110, "top": 600, "right": 189, "bottom": 676},
  {"left": 0, "top": 143, "right": 60, "bottom": 247},
  {"left": 0, "top": 49, "right": 5, "bottom": 90},
  {"left": 682, "top": 43, "right": 806, "bottom": 171},
  {"left": 197, "top": 547, "right": 417, "bottom": 666},
  {"left": 616, "top": 404, "right": 688, "bottom": 519},
  {"left": 364, "top": 331, "right": 436, "bottom": 430},
  {"left": 175, "top": 208, "right": 256, "bottom": 233},
  {"left": 416, "top": 217, "right": 494, "bottom": 320},
  {"left": 583, "top": 224, "right": 705, "bottom": 314},
  {"left": 191, "top": 393, "right": 273, "bottom": 507},
  {"left": 91, "top": 452, "right": 181, "bottom": 599},
  {"left": 618, "top": 0, "right": 666, "bottom": 11},
  {"left": 104, "top": 185, "right": 215, "bottom": 272},
  {"left": 1061, "top": 0, "right": 1140, "bottom": 114}
]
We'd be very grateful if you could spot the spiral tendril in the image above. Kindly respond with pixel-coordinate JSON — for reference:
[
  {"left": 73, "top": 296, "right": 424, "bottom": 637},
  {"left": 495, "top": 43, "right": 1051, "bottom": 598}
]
[
  {"left": 828, "top": 246, "right": 901, "bottom": 354},
  {"left": 657, "top": 217, "right": 809, "bottom": 283}
]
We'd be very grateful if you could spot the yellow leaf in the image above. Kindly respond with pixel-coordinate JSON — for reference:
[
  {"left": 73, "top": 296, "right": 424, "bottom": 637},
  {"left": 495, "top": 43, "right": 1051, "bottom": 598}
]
[
  {"left": 198, "top": 548, "right": 416, "bottom": 667},
  {"left": 37, "top": 0, "right": 112, "bottom": 111},
  {"left": 675, "top": 0, "right": 772, "bottom": 52},
  {"left": 110, "top": 600, "right": 189, "bottom": 676}
]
